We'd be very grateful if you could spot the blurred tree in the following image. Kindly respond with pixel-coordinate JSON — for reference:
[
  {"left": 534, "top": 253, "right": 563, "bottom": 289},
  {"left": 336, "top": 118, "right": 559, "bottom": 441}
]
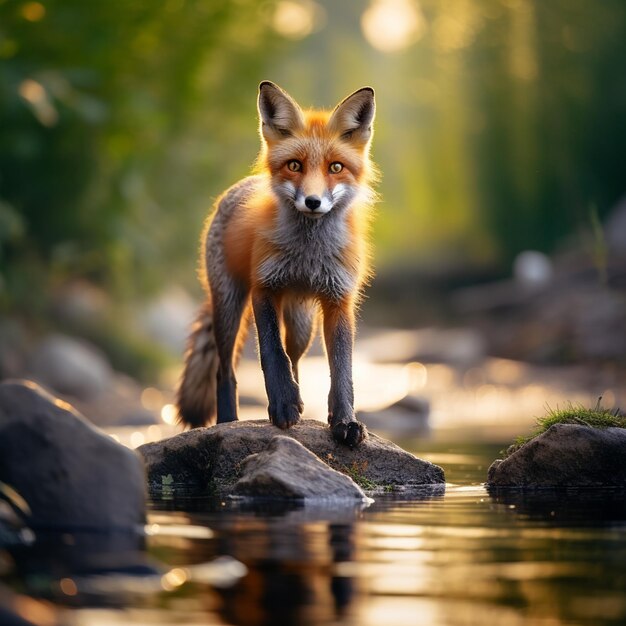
[
  {"left": 1, "top": 0, "right": 625, "bottom": 312},
  {"left": 468, "top": 0, "right": 626, "bottom": 262},
  {"left": 0, "top": 0, "right": 281, "bottom": 313}
]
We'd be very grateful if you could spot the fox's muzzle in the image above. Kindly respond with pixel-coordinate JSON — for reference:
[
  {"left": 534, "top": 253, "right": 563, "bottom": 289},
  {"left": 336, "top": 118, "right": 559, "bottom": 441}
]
[{"left": 295, "top": 190, "right": 332, "bottom": 216}]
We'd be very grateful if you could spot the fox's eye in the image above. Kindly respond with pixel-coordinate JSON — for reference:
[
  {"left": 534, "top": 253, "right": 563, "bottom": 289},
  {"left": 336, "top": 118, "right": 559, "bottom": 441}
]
[
  {"left": 287, "top": 160, "right": 302, "bottom": 172},
  {"left": 329, "top": 162, "right": 343, "bottom": 174}
]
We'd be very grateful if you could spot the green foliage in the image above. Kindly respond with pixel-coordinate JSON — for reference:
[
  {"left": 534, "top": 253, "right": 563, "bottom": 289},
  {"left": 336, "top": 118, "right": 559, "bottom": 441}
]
[
  {"left": 3, "top": 0, "right": 624, "bottom": 304},
  {"left": 0, "top": 0, "right": 282, "bottom": 309},
  {"left": 292, "top": 0, "right": 626, "bottom": 266},
  {"left": 1, "top": 1, "right": 625, "bottom": 380},
  {"left": 504, "top": 400, "right": 625, "bottom": 457},
  {"left": 0, "top": 0, "right": 286, "bottom": 377}
]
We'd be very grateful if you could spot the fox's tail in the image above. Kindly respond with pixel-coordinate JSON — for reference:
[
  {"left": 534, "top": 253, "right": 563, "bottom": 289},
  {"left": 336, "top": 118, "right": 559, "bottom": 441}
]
[{"left": 176, "top": 299, "right": 218, "bottom": 428}]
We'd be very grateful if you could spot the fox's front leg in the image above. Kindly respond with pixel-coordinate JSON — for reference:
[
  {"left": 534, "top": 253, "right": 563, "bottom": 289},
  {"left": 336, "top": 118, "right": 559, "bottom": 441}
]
[
  {"left": 322, "top": 299, "right": 367, "bottom": 448},
  {"left": 252, "top": 289, "right": 304, "bottom": 429}
]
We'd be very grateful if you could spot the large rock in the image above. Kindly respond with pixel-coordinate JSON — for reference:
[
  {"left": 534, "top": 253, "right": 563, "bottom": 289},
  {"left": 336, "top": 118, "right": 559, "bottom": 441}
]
[
  {"left": 233, "top": 436, "right": 366, "bottom": 500},
  {"left": 138, "top": 419, "right": 444, "bottom": 496},
  {"left": 487, "top": 424, "right": 626, "bottom": 488},
  {"left": 0, "top": 380, "right": 146, "bottom": 529}
]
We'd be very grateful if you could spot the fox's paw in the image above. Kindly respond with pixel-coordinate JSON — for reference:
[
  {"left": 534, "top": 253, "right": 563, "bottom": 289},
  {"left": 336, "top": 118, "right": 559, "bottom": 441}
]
[
  {"left": 331, "top": 420, "right": 367, "bottom": 448},
  {"left": 269, "top": 395, "right": 304, "bottom": 429}
]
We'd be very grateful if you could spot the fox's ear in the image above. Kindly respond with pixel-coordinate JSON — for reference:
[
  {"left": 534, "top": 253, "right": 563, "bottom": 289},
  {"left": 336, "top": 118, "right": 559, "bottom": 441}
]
[
  {"left": 258, "top": 81, "right": 304, "bottom": 142},
  {"left": 329, "top": 87, "right": 375, "bottom": 145}
]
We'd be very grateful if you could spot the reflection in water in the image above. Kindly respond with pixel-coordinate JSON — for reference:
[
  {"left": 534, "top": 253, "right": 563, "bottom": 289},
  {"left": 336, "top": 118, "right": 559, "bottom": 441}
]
[
  {"left": 3, "top": 453, "right": 626, "bottom": 625},
  {"left": 7, "top": 529, "right": 156, "bottom": 603},
  {"left": 488, "top": 487, "right": 626, "bottom": 524},
  {"left": 151, "top": 499, "right": 371, "bottom": 625}
]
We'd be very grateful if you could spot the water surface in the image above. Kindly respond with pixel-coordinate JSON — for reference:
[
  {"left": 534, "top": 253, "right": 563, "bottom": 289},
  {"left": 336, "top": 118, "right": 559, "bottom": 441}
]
[{"left": 5, "top": 444, "right": 626, "bottom": 626}]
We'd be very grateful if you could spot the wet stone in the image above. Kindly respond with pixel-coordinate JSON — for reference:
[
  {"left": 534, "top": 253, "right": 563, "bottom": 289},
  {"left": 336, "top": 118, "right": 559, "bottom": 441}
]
[
  {"left": 0, "top": 380, "right": 146, "bottom": 530},
  {"left": 138, "top": 419, "right": 445, "bottom": 497},
  {"left": 233, "top": 436, "right": 366, "bottom": 500},
  {"left": 487, "top": 423, "right": 626, "bottom": 488}
]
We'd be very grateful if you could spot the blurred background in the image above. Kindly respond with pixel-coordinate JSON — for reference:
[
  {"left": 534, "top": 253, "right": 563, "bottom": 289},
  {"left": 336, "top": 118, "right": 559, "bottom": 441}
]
[{"left": 0, "top": 0, "right": 625, "bottom": 440}]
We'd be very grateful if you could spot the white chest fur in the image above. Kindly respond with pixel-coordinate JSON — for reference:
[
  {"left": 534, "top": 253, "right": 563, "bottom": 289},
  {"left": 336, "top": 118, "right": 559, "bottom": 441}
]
[{"left": 257, "top": 206, "right": 357, "bottom": 301}]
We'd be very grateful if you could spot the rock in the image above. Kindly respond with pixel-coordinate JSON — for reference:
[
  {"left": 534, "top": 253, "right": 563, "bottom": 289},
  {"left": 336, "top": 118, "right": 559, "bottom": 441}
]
[
  {"left": 357, "top": 395, "right": 430, "bottom": 436},
  {"left": 487, "top": 424, "right": 626, "bottom": 488},
  {"left": 233, "top": 436, "right": 366, "bottom": 500},
  {"left": 138, "top": 419, "right": 444, "bottom": 496},
  {"left": 28, "top": 334, "right": 113, "bottom": 400},
  {"left": 0, "top": 380, "right": 146, "bottom": 529}
]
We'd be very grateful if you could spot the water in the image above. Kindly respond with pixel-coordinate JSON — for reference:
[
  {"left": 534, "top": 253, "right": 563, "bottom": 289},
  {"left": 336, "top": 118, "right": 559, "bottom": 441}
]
[{"left": 3, "top": 444, "right": 626, "bottom": 626}]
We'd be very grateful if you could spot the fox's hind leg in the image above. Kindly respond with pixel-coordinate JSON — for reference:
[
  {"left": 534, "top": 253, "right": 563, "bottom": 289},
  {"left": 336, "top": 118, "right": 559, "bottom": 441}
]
[
  {"left": 212, "top": 282, "right": 249, "bottom": 423},
  {"left": 283, "top": 297, "right": 318, "bottom": 383}
]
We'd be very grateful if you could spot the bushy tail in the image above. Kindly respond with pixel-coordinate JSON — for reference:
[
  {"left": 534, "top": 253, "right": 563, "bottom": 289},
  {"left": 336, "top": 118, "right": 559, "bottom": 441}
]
[{"left": 176, "top": 300, "right": 218, "bottom": 428}]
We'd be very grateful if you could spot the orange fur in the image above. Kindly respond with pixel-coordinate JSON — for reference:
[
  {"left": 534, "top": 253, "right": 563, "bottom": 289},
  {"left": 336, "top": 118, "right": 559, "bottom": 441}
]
[{"left": 234, "top": 108, "right": 376, "bottom": 297}]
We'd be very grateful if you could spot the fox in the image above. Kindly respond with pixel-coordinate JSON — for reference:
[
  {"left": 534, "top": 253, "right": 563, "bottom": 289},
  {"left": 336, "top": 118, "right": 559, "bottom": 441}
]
[{"left": 176, "top": 81, "right": 377, "bottom": 448}]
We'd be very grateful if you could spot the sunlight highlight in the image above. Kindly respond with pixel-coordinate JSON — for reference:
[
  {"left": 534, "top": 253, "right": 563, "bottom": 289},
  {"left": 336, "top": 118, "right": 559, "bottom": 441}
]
[
  {"left": 146, "top": 425, "right": 162, "bottom": 441},
  {"left": 361, "top": 0, "right": 426, "bottom": 53},
  {"left": 272, "top": 0, "right": 325, "bottom": 40},
  {"left": 161, "top": 567, "right": 188, "bottom": 591},
  {"left": 130, "top": 431, "right": 145, "bottom": 448},
  {"left": 160, "top": 403, "right": 178, "bottom": 425},
  {"left": 404, "top": 361, "right": 428, "bottom": 391}
]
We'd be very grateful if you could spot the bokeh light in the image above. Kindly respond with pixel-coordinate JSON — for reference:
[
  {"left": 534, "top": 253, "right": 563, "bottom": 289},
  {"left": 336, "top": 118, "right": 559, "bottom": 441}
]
[
  {"left": 20, "top": 2, "right": 46, "bottom": 22},
  {"left": 160, "top": 403, "right": 178, "bottom": 425},
  {"left": 272, "top": 0, "right": 325, "bottom": 40},
  {"left": 361, "top": 0, "right": 426, "bottom": 52}
]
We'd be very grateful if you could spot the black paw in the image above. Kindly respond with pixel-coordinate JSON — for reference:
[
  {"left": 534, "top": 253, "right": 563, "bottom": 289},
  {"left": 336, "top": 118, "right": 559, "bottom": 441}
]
[
  {"left": 269, "top": 393, "right": 304, "bottom": 429},
  {"left": 331, "top": 420, "right": 367, "bottom": 448}
]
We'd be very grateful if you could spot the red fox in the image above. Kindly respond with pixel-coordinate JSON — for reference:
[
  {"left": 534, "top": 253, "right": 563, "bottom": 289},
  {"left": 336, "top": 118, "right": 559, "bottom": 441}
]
[{"left": 177, "top": 81, "right": 377, "bottom": 447}]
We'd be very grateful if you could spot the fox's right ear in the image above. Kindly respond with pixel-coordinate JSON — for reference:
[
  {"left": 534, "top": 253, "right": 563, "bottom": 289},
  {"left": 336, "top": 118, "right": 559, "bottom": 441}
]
[{"left": 258, "top": 81, "right": 304, "bottom": 142}]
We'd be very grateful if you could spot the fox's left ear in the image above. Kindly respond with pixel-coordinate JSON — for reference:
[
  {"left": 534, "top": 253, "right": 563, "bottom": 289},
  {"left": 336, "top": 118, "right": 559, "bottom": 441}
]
[{"left": 329, "top": 87, "right": 375, "bottom": 145}]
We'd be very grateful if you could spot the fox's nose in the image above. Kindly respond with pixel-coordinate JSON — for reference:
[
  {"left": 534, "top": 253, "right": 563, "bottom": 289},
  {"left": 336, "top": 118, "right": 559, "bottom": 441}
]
[{"left": 304, "top": 195, "right": 321, "bottom": 210}]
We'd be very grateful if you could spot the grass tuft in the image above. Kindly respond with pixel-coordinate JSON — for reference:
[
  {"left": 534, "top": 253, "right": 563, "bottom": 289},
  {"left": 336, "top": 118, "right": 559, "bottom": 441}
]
[
  {"left": 339, "top": 460, "right": 381, "bottom": 491},
  {"left": 503, "top": 398, "right": 624, "bottom": 457}
]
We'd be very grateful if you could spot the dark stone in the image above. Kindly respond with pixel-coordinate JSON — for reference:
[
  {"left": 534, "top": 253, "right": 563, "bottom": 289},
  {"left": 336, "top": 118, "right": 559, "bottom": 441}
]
[
  {"left": 0, "top": 380, "right": 146, "bottom": 529},
  {"left": 487, "top": 424, "right": 626, "bottom": 488},
  {"left": 233, "top": 436, "right": 366, "bottom": 500},
  {"left": 138, "top": 419, "right": 444, "bottom": 496}
]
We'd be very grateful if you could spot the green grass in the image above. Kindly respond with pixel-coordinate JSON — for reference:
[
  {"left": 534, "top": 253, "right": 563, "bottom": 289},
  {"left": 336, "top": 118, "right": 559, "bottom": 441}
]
[
  {"left": 323, "top": 455, "right": 393, "bottom": 492},
  {"left": 504, "top": 399, "right": 625, "bottom": 457},
  {"left": 336, "top": 460, "right": 383, "bottom": 491}
]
